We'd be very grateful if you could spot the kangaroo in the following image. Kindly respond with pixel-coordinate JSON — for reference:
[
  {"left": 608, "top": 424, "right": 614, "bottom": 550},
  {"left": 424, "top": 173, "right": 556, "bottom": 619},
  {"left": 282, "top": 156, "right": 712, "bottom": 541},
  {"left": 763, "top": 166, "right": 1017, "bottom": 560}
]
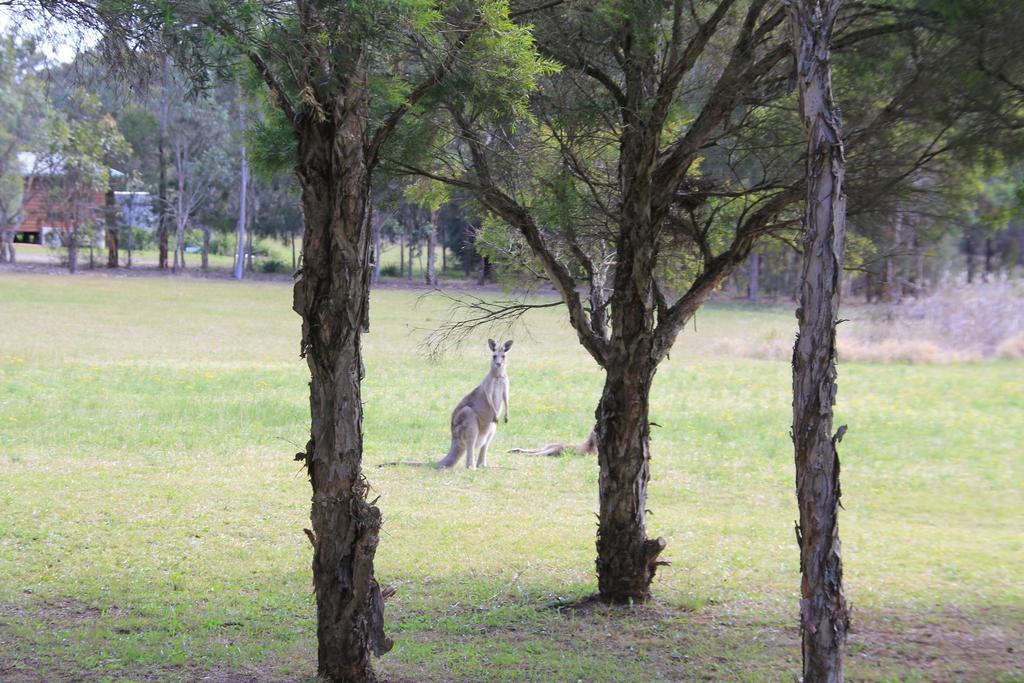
[
  {"left": 437, "top": 339, "right": 512, "bottom": 469},
  {"left": 508, "top": 428, "right": 598, "bottom": 457}
]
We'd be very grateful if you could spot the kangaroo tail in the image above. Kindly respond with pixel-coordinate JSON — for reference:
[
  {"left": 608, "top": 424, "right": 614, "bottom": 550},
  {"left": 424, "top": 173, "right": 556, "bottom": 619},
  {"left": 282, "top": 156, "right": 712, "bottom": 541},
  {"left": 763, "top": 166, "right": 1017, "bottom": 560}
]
[
  {"left": 436, "top": 437, "right": 462, "bottom": 468},
  {"left": 508, "top": 443, "right": 566, "bottom": 456},
  {"left": 509, "top": 429, "right": 598, "bottom": 457}
]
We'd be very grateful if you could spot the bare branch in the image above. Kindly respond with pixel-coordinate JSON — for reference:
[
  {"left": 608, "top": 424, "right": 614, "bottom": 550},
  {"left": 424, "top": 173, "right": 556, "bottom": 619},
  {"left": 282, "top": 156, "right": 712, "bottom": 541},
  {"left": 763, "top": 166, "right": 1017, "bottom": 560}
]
[{"left": 417, "top": 290, "right": 563, "bottom": 358}]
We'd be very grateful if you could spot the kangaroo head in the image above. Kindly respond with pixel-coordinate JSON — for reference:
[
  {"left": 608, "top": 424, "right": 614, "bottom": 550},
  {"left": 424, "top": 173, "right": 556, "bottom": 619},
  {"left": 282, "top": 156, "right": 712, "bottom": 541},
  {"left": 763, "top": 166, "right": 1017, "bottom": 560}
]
[{"left": 487, "top": 339, "right": 513, "bottom": 373}]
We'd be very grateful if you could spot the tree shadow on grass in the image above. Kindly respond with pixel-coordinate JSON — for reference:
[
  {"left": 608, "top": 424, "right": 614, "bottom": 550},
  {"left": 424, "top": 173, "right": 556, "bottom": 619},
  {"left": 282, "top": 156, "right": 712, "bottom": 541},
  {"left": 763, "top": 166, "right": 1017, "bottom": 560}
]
[{"left": 2, "top": 585, "right": 1020, "bottom": 682}]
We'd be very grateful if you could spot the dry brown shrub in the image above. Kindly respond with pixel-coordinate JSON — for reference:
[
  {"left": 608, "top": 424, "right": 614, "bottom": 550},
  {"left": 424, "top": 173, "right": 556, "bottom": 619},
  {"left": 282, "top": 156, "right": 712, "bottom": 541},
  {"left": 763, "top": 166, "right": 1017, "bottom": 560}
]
[
  {"left": 838, "top": 279, "right": 1024, "bottom": 364},
  {"left": 837, "top": 338, "right": 947, "bottom": 364},
  {"left": 995, "top": 332, "right": 1024, "bottom": 359}
]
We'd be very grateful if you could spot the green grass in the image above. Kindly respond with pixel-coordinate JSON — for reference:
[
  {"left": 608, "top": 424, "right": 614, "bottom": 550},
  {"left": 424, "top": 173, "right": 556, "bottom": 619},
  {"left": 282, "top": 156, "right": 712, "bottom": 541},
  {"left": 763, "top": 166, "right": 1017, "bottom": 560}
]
[
  {"left": 12, "top": 235, "right": 298, "bottom": 273},
  {"left": 377, "top": 241, "right": 465, "bottom": 280},
  {"left": 0, "top": 273, "right": 1021, "bottom": 682}
]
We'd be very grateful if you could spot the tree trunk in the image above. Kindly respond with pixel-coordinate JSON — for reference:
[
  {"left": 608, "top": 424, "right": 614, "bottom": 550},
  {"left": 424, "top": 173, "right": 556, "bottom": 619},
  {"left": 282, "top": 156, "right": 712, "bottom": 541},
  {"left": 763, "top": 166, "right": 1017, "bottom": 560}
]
[
  {"left": 158, "top": 59, "right": 170, "bottom": 270},
  {"left": 965, "top": 234, "right": 976, "bottom": 283},
  {"left": 398, "top": 228, "right": 404, "bottom": 276},
  {"left": 984, "top": 236, "right": 994, "bottom": 281},
  {"left": 234, "top": 109, "right": 248, "bottom": 281},
  {"left": 371, "top": 209, "right": 383, "bottom": 284},
  {"left": 477, "top": 255, "right": 490, "bottom": 285},
  {"left": 425, "top": 208, "right": 438, "bottom": 285},
  {"left": 440, "top": 214, "right": 447, "bottom": 273},
  {"left": 201, "top": 225, "right": 210, "bottom": 270},
  {"left": 0, "top": 227, "right": 12, "bottom": 263},
  {"left": 407, "top": 228, "right": 414, "bottom": 280},
  {"left": 880, "top": 209, "right": 901, "bottom": 303},
  {"left": 247, "top": 181, "right": 259, "bottom": 272},
  {"left": 68, "top": 224, "right": 78, "bottom": 274},
  {"left": 293, "top": 112, "right": 391, "bottom": 683},
  {"left": 106, "top": 189, "right": 118, "bottom": 268},
  {"left": 789, "top": 2, "right": 850, "bottom": 681},
  {"left": 245, "top": 223, "right": 254, "bottom": 272},
  {"left": 748, "top": 251, "right": 760, "bottom": 302},
  {"left": 292, "top": 229, "right": 297, "bottom": 273},
  {"left": 594, "top": 348, "right": 665, "bottom": 603}
]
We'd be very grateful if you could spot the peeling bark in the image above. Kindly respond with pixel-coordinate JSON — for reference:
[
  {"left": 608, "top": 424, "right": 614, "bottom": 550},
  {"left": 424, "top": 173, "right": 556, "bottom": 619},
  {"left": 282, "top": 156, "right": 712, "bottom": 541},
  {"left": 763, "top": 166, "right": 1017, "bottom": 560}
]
[
  {"left": 788, "top": 1, "right": 850, "bottom": 680},
  {"left": 595, "top": 353, "right": 667, "bottom": 603},
  {"left": 293, "top": 102, "right": 391, "bottom": 683}
]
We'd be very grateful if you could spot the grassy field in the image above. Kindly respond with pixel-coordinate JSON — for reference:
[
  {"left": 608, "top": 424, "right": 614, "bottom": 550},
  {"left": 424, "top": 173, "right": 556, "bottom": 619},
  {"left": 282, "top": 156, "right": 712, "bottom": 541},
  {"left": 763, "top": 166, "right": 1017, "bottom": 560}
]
[
  {"left": 11, "top": 238, "right": 462, "bottom": 282},
  {"left": 0, "top": 272, "right": 1021, "bottom": 682}
]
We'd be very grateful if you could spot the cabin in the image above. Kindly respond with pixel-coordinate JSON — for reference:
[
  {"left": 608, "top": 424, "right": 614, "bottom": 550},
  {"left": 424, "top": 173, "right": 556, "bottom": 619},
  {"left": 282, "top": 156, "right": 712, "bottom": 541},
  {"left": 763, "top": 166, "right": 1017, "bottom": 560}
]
[{"left": 11, "top": 152, "right": 136, "bottom": 246}]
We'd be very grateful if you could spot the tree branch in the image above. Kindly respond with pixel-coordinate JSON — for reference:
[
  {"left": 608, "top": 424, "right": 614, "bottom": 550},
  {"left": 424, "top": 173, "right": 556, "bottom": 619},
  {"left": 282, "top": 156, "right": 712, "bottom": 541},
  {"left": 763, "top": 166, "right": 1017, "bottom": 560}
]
[
  {"left": 367, "top": 18, "right": 479, "bottom": 168},
  {"left": 651, "top": 187, "right": 800, "bottom": 361},
  {"left": 452, "top": 110, "right": 611, "bottom": 365},
  {"left": 248, "top": 51, "right": 295, "bottom": 125}
]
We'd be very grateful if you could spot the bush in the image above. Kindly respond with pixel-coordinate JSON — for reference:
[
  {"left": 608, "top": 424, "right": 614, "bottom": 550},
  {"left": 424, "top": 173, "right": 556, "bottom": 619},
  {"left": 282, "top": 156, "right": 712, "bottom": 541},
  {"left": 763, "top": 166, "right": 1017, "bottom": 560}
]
[
  {"left": 261, "top": 258, "right": 289, "bottom": 274},
  {"left": 380, "top": 264, "right": 403, "bottom": 277},
  {"left": 207, "top": 232, "right": 236, "bottom": 256},
  {"left": 126, "top": 227, "right": 153, "bottom": 251}
]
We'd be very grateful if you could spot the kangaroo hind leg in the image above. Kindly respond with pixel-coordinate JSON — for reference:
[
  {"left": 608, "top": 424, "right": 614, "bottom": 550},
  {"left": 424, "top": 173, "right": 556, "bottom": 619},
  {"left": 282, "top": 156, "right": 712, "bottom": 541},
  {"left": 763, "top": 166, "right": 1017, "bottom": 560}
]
[{"left": 476, "top": 422, "right": 497, "bottom": 468}]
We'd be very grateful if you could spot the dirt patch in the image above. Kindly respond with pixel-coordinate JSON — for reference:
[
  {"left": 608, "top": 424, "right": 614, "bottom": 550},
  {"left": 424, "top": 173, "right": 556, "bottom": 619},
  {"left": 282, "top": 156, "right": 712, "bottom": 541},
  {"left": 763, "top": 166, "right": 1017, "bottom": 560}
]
[
  {"left": 30, "top": 597, "right": 126, "bottom": 627},
  {"left": 848, "top": 605, "right": 1023, "bottom": 680}
]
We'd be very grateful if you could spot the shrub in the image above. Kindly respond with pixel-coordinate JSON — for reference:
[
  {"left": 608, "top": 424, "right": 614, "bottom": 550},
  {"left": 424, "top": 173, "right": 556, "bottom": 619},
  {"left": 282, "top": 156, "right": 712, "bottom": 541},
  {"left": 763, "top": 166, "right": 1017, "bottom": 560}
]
[
  {"left": 996, "top": 332, "right": 1024, "bottom": 360},
  {"left": 380, "top": 264, "right": 402, "bottom": 277},
  {"left": 261, "top": 258, "right": 289, "bottom": 274},
  {"left": 207, "top": 232, "right": 236, "bottom": 256}
]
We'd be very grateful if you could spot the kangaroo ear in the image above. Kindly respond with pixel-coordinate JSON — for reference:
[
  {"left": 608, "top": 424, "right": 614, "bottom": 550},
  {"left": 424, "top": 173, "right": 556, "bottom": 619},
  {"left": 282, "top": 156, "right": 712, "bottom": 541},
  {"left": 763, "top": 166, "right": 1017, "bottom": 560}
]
[
  {"left": 503, "top": 340, "right": 514, "bottom": 351},
  {"left": 488, "top": 339, "right": 497, "bottom": 351}
]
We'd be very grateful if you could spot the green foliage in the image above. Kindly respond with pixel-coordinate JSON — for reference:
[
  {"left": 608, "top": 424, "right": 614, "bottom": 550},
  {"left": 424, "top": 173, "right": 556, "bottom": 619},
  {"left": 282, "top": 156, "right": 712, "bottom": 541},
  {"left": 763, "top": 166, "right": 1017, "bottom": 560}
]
[
  {"left": 379, "top": 263, "right": 403, "bottom": 277},
  {"left": 260, "top": 256, "right": 288, "bottom": 273},
  {"left": 0, "top": 30, "right": 53, "bottom": 226}
]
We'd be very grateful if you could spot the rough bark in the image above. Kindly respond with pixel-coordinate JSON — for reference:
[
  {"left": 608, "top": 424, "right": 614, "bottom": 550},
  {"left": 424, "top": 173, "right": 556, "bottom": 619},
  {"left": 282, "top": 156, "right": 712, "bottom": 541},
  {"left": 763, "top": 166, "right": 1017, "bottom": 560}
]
[
  {"left": 595, "top": 349, "right": 666, "bottom": 603},
  {"left": 789, "top": 1, "right": 850, "bottom": 680},
  {"left": 292, "top": 104, "right": 391, "bottom": 683}
]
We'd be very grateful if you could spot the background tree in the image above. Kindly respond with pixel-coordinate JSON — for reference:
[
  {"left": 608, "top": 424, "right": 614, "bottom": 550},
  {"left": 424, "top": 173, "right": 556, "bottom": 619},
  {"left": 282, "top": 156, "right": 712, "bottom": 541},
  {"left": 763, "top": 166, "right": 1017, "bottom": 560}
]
[
  {"left": 403, "top": 0, "right": 1024, "bottom": 604},
  {"left": 0, "top": 30, "right": 52, "bottom": 263},
  {"left": 46, "top": 92, "right": 130, "bottom": 273}
]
